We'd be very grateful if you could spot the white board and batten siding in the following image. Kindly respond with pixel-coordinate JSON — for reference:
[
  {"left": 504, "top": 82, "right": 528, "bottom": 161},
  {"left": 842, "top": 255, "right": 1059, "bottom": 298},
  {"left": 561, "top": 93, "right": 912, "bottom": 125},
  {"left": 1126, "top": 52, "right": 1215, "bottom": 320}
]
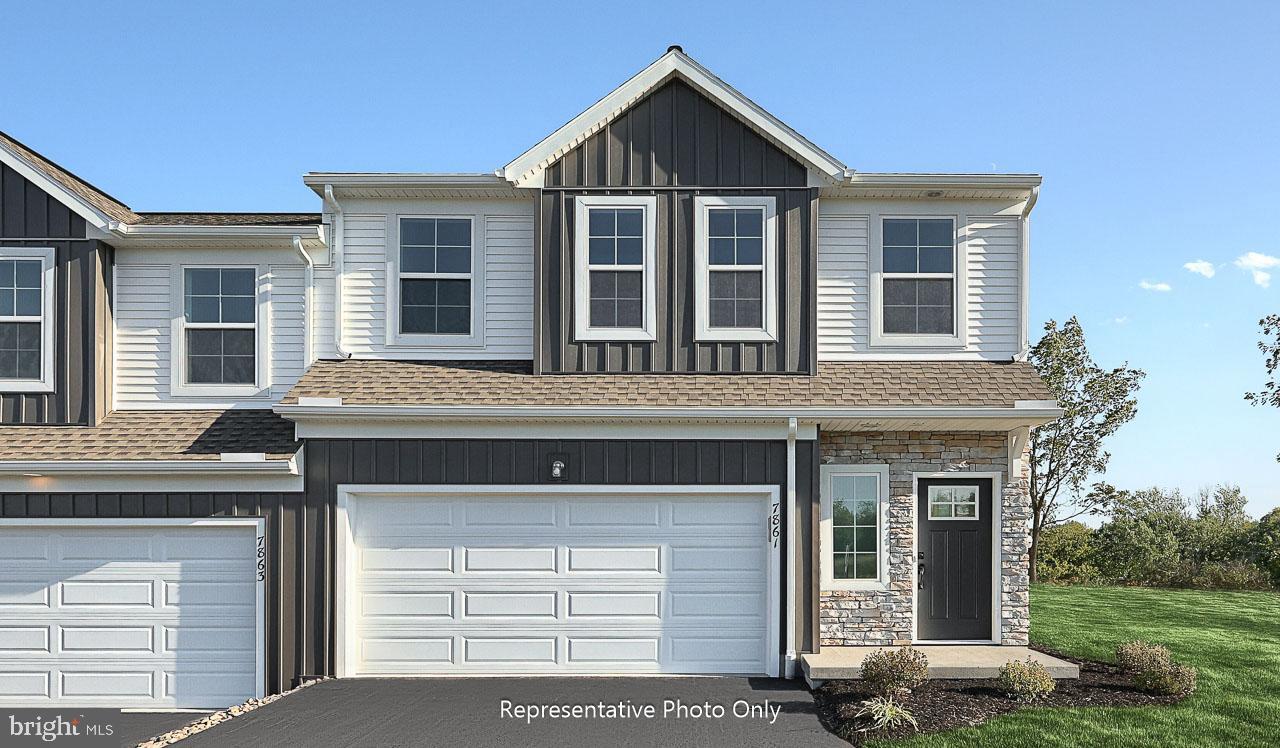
[
  {"left": 311, "top": 198, "right": 535, "bottom": 360},
  {"left": 816, "top": 198, "right": 1026, "bottom": 361},
  {"left": 113, "top": 246, "right": 308, "bottom": 407},
  {"left": 0, "top": 520, "right": 263, "bottom": 709},
  {"left": 336, "top": 486, "right": 780, "bottom": 677}
]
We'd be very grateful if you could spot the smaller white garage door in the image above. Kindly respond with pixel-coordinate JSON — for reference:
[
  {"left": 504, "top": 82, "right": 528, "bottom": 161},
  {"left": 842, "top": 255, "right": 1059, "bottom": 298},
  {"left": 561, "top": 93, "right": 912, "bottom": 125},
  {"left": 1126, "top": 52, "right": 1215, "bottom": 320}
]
[
  {"left": 339, "top": 487, "right": 779, "bottom": 677},
  {"left": 0, "top": 520, "right": 262, "bottom": 708}
]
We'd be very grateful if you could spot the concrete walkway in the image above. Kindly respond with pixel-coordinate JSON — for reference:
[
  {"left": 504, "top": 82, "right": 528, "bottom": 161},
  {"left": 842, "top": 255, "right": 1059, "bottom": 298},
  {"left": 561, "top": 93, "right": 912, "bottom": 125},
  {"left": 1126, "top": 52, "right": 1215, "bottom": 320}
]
[{"left": 802, "top": 645, "right": 1079, "bottom": 686}]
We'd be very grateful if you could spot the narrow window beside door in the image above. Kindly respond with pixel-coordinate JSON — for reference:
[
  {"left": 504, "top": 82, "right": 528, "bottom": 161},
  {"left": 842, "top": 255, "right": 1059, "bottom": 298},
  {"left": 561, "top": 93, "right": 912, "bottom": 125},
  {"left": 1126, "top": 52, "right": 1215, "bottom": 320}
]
[{"left": 820, "top": 464, "right": 890, "bottom": 589}]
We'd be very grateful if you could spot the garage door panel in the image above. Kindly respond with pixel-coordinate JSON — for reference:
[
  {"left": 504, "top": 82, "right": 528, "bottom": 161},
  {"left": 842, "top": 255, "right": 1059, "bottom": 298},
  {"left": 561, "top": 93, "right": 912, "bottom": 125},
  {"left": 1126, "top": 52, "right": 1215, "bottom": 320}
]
[
  {"left": 0, "top": 537, "right": 50, "bottom": 560},
  {"left": 463, "top": 547, "right": 556, "bottom": 572},
  {"left": 566, "top": 547, "right": 660, "bottom": 572},
  {"left": 348, "top": 490, "right": 775, "bottom": 676},
  {"left": 0, "top": 525, "right": 259, "bottom": 708},
  {"left": 463, "top": 501, "right": 556, "bottom": 527}
]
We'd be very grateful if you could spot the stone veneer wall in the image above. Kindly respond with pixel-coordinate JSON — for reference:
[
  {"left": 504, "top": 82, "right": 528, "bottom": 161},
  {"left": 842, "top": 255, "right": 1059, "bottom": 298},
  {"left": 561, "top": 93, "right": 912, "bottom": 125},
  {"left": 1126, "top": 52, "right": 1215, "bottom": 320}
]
[{"left": 818, "top": 431, "right": 1031, "bottom": 647}]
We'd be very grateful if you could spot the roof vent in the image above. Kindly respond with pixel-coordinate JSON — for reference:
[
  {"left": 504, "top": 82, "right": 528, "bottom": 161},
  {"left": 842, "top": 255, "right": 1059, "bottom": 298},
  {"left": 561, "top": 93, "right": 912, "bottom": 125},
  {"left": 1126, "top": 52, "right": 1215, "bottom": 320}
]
[{"left": 667, "top": 45, "right": 684, "bottom": 54}]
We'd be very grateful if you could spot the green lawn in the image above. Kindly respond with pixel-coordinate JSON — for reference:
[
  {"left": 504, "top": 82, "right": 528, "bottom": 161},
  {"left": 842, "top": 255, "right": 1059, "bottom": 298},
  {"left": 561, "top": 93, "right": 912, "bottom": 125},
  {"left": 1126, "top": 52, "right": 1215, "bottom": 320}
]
[{"left": 880, "top": 585, "right": 1280, "bottom": 747}]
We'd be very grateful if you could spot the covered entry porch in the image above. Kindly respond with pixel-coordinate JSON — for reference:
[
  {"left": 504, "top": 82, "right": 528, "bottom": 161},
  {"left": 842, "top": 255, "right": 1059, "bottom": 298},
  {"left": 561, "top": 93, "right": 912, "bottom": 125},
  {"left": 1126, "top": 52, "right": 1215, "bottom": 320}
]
[{"left": 801, "top": 645, "right": 1080, "bottom": 688}]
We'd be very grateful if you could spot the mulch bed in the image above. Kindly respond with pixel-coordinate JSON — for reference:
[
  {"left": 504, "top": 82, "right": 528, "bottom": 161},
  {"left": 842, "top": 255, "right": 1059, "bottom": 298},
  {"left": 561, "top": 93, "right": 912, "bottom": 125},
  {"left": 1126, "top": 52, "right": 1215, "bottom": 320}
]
[{"left": 811, "top": 647, "right": 1186, "bottom": 745}]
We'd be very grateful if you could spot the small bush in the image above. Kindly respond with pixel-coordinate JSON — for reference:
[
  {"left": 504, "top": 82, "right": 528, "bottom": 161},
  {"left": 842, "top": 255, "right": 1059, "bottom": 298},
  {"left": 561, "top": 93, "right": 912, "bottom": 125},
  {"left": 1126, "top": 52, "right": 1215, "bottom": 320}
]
[
  {"left": 1133, "top": 662, "right": 1198, "bottom": 697},
  {"left": 1185, "top": 561, "right": 1275, "bottom": 591},
  {"left": 1115, "top": 640, "right": 1171, "bottom": 672},
  {"left": 996, "top": 658, "right": 1057, "bottom": 702},
  {"left": 854, "top": 696, "right": 918, "bottom": 733},
  {"left": 859, "top": 647, "right": 929, "bottom": 697}
]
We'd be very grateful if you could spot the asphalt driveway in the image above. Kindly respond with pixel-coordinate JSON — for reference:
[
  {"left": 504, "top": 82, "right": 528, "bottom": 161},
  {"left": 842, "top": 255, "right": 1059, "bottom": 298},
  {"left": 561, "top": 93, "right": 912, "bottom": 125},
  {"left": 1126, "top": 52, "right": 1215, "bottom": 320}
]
[
  {"left": 176, "top": 677, "right": 844, "bottom": 748},
  {"left": 113, "top": 710, "right": 206, "bottom": 746}
]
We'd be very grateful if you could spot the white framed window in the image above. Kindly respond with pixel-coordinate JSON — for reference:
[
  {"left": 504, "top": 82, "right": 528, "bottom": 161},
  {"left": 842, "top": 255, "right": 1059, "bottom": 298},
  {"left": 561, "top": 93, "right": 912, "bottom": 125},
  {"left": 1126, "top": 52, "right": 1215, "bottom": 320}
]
[
  {"left": 573, "top": 195, "right": 657, "bottom": 342},
  {"left": 871, "top": 216, "right": 964, "bottom": 347},
  {"left": 820, "top": 464, "right": 890, "bottom": 589},
  {"left": 928, "top": 484, "right": 980, "bottom": 520},
  {"left": 172, "top": 265, "right": 267, "bottom": 398},
  {"left": 693, "top": 196, "right": 777, "bottom": 341},
  {"left": 0, "top": 247, "right": 55, "bottom": 393},
  {"left": 388, "top": 216, "right": 484, "bottom": 347}
]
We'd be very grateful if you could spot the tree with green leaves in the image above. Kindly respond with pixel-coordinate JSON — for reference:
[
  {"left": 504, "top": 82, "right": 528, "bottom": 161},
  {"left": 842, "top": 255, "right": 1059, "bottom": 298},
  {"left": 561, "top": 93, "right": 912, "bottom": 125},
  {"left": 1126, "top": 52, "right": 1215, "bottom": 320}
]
[
  {"left": 1027, "top": 317, "right": 1145, "bottom": 582},
  {"left": 1245, "top": 314, "right": 1280, "bottom": 460}
]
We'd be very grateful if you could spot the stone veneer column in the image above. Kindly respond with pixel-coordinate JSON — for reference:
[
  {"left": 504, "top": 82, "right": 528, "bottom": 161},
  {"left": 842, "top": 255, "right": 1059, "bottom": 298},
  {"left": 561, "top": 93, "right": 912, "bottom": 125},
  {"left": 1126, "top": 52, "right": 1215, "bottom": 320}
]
[{"left": 818, "top": 431, "right": 1032, "bottom": 647}]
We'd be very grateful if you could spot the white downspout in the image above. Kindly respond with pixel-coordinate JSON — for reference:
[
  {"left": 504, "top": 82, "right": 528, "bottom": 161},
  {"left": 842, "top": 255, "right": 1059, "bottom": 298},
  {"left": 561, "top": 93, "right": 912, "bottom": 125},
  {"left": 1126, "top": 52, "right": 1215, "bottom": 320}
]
[
  {"left": 291, "top": 235, "right": 314, "bottom": 365},
  {"left": 1014, "top": 185, "right": 1040, "bottom": 361},
  {"left": 323, "top": 184, "right": 351, "bottom": 358},
  {"left": 785, "top": 416, "right": 798, "bottom": 678}
]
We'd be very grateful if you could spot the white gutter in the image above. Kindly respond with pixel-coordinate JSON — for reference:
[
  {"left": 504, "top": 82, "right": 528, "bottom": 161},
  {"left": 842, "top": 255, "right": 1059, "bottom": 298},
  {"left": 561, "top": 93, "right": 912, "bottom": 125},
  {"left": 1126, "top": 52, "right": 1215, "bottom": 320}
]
[
  {"left": 108, "top": 223, "right": 323, "bottom": 240},
  {"left": 785, "top": 416, "right": 798, "bottom": 679},
  {"left": 292, "top": 235, "right": 314, "bottom": 365},
  {"left": 1016, "top": 185, "right": 1041, "bottom": 361},
  {"left": 0, "top": 458, "right": 299, "bottom": 476},
  {"left": 274, "top": 403, "right": 1064, "bottom": 422},
  {"left": 323, "top": 184, "right": 351, "bottom": 358}
]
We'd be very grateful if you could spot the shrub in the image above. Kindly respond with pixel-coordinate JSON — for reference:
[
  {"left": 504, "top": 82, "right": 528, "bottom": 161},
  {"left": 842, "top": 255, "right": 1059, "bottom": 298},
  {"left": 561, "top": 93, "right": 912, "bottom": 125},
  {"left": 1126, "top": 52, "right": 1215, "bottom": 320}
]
[
  {"left": 1133, "top": 662, "right": 1198, "bottom": 697},
  {"left": 996, "top": 658, "right": 1057, "bottom": 702},
  {"left": 859, "top": 647, "right": 929, "bottom": 697},
  {"left": 1185, "top": 561, "right": 1275, "bottom": 591},
  {"left": 1115, "top": 640, "right": 1171, "bottom": 673},
  {"left": 854, "top": 696, "right": 918, "bottom": 733},
  {"left": 1036, "top": 521, "right": 1099, "bottom": 583}
]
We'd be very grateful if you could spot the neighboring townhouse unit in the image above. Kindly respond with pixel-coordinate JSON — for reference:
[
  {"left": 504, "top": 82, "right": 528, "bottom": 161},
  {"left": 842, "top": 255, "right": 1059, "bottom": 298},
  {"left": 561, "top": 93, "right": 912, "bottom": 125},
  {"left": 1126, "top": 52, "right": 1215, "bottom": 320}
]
[{"left": 0, "top": 47, "right": 1060, "bottom": 708}]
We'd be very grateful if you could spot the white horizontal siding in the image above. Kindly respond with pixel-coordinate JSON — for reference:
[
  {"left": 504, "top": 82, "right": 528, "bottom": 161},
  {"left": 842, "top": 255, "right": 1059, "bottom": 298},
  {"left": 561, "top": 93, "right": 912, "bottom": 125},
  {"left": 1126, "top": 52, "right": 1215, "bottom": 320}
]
[
  {"left": 322, "top": 199, "right": 535, "bottom": 359},
  {"left": 965, "top": 216, "right": 1021, "bottom": 353},
  {"left": 815, "top": 214, "right": 869, "bottom": 357},
  {"left": 816, "top": 198, "right": 1025, "bottom": 360},
  {"left": 113, "top": 248, "right": 308, "bottom": 407}
]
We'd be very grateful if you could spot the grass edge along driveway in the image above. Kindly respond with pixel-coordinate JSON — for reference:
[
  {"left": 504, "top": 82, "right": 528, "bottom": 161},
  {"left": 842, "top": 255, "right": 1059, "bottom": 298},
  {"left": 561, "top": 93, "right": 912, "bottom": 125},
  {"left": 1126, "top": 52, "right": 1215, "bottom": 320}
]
[{"left": 877, "top": 585, "right": 1279, "bottom": 747}]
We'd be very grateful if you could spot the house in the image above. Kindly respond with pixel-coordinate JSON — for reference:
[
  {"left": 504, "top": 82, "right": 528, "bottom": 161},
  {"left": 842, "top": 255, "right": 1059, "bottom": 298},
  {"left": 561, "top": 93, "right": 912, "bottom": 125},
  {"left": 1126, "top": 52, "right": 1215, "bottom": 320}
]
[{"left": 0, "top": 47, "right": 1060, "bottom": 708}]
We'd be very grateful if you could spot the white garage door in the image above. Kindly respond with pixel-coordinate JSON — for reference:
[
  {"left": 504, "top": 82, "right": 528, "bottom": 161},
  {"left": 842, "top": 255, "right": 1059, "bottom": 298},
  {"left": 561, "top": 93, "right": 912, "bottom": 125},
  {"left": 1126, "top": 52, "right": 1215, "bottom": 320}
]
[
  {"left": 0, "top": 521, "right": 262, "bottom": 708},
  {"left": 340, "top": 487, "right": 778, "bottom": 677}
]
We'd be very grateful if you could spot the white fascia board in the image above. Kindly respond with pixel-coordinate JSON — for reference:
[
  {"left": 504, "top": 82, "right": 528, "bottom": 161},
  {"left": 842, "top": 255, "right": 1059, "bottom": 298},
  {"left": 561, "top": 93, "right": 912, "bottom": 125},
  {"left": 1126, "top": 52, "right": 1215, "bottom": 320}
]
[
  {"left": 502, "top": 49, "right": 846, "bottom": 187},
  {"left": 841, "top": 173, "right": 1043, "bottom": 189},
  {"left": 110, "top": 223, "right": 324, "bottom": 242},
  {"left": 304, "top": 173, "right": 506, "bottom": 190},
  {"left": 0, "top": 458, "right": 299, "bottom": 476},
  {"left": 275, "top": 404, "right": 1063, "bottom": 424},
  {"left": 0, "top": 140, "right": 118, "bottom": 230}
]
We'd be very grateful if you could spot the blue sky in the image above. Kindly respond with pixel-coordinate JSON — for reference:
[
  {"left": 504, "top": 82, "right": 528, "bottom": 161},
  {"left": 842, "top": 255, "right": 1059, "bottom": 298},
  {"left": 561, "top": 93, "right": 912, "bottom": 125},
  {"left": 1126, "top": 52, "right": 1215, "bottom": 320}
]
[{"left": 4, "top": 1, "right": 1278, "bottom": 517}]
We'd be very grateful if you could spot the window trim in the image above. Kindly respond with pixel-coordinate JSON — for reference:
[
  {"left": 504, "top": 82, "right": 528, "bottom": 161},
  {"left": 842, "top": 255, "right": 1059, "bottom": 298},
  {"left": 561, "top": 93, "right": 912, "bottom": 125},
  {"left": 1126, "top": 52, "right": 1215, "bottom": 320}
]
[
  {"left": 819, "top": 463, "right": 891, "bottom": 591},
  {"left": 170, "top": 264, "right": 270, "bottom": 399},
  {"left": 573, "top": 195, "right": 658, "bottom": 342},
  {"left": 693, "top": 196, "right": 778, "bottom": 342},
  {"left": 387, "top": 214, "right": 485, "bottom": 348},
  {"left": 869, "top": 214, "right": 967, "bottom": 348},
  {"left": 0, "top": 246, "right": 56, "bottom": 393}
]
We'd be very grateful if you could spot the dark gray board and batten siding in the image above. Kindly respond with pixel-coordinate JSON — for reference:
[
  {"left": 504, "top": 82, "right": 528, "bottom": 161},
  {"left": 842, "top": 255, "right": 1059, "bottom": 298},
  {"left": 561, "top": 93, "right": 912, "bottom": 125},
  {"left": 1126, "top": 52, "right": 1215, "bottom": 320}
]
[
  {"left": 1, "top": 439, "right": 819, "bottom": 693},
  {"left": 0, "top": 162, "right": 113, "bottom": 425},
  {"left": 537, "top": 78, "right": 819, "bottom": 374}
]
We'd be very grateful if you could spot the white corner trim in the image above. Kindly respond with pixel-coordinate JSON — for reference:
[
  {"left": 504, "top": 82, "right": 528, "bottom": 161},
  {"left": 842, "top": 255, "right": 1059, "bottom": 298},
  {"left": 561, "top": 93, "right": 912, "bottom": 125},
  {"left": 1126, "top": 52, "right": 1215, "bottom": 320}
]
[
  {"left": 572, "top": 195, "right": 658, "bottom": 342},
  {"left": 819, "top": 463, "right": 891, "bottom": 591},
  {"left": 0, "top": 246, "right": 56, "bottom": 393},
  {"left": 502, "top": 49, "right": 846, "bottom": 187},
  {"left": 692, "top": 196, "right": 778, "bottom": 342},
  {"left": 0, "top": 458, "right": 299, "bottom": 476}
]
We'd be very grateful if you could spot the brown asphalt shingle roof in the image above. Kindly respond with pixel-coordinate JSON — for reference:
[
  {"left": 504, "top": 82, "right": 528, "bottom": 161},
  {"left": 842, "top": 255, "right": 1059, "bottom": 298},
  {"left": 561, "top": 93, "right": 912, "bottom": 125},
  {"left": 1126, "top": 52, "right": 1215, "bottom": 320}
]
[
  {"left": 0, "top": 131, "right": 319, "bottom": 229},
  {"left": 281, "top": 360, "right": 1054, "bottom": 408},
  {"left": 132, "top": 212, "right": 321, "bottom": 226},
  {"left": 0, "top": 410, "right": 299, "bottom": 462}
]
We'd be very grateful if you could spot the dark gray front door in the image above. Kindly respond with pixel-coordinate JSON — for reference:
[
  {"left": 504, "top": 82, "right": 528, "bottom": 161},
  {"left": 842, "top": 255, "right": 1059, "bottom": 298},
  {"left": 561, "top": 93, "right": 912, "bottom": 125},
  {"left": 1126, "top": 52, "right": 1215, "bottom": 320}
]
[{"left": 916, "top": 477, "right": 994, "bottom": 640}]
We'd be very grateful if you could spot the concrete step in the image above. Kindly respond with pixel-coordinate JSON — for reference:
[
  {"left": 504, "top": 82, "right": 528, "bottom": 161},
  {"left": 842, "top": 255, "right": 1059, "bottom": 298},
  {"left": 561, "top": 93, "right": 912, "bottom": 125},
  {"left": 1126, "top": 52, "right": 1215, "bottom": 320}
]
[{"left": 801, "top": 645, "right": 1080, "bottom": 687}]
